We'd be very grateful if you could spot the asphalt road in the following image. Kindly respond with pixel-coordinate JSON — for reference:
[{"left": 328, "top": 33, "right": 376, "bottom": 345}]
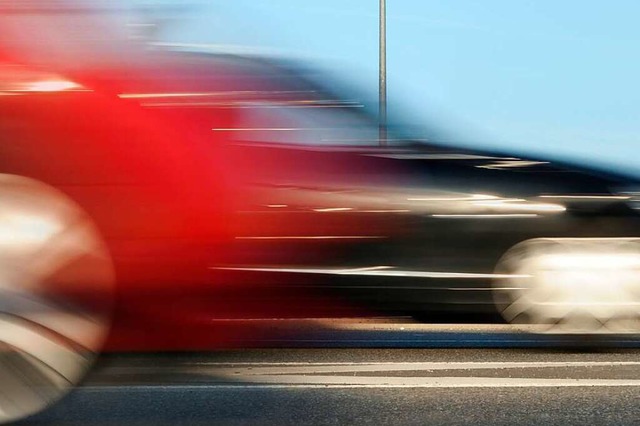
[{"left": 19, "top": 320, "right": 640, "bottom": 425}]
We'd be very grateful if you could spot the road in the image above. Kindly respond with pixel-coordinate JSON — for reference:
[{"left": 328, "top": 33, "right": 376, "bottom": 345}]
[{"left": 20, "top": 320, "right": 640, "bottom": 425}]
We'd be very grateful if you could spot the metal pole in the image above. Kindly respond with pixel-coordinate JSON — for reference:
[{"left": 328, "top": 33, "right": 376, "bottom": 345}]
[{"left": 379, "top": 0, "right": 387, "bottom": 146}]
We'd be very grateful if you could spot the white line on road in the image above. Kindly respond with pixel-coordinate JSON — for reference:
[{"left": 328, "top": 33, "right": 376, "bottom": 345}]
[
  {"left": 92, "top": 361, "right": 640, "bottom": 389},
  {"left": 218, "top": 376, "right": 640, "bottom": 388},
  {"left": 187, "top": 361, "right": 640, "bottom": 370},
  {"left": 83, "top": 377, "right": 640, "bottom": 390},
  {"left": 179, "top": 361, "right": 640, "bottom": 388}
]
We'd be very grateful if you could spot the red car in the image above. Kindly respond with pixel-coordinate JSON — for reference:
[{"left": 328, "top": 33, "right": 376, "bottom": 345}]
[
  {"left": 0, "top": 45, "right": 404, "bottom": 421},
  {"left": 3, "top": 21, "right": 640, "bottom": 425}
]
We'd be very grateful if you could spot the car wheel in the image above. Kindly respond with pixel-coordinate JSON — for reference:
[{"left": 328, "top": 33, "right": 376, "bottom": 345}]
[
  {"left": 492, "top": 237, "right": 640, "bottom": 333},
  {"left": 0, "top": 174, "right": 114, "bottom": 423}
]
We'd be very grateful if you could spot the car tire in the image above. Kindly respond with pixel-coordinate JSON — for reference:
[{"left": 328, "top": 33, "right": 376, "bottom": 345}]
[
  {"left": 0, "top": 174, "right": 114, "bottom": 423},
  {"left": 492, "top": 237, "right": 640, "bottom": 334}
]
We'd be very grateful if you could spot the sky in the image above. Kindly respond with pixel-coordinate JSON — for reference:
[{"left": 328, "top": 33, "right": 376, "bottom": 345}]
[{"left": 153, "top": 0, "right": 640, "bottom": 175}]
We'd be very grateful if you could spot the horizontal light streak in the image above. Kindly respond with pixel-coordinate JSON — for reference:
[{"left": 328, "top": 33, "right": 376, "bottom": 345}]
[
  {"left": 214, "top": 128, "right": 302, "bottom": 131},
  {"left": 471, "top": 200, "right": 565, "bottom": 212},
  {"left": 408, "top": 194, "right": 497, "bottom": 202},
  {"left": 118, "top": 90, "right": 315, "bottom": 99},
  {"left": 313, "top": 207, "right": 354, "bottom": 212},
  {"left": 476, "top": 160, "right": 549, "bottom": 169},
  {"left": 367, "top": 153, "right": 510, "bottom": 160},
  {"left": 540, "top": 195, "right": 630, "bottom": 200},
  {"left": 431, "top": 214, "right": 539, "bottom": 218},
  {"left": 235, "top": 236, "right": 384, "bottom": 240},
  {"left": 358, "top": 209, "right": 411, "bottom": 213},
  {"left": 213, "top": 266, "right": 528, "bottom": 279}
]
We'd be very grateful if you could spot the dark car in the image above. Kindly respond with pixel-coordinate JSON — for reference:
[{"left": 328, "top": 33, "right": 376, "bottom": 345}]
[{"left": 2, "top": 47, "right": 640, "bottom": 422}]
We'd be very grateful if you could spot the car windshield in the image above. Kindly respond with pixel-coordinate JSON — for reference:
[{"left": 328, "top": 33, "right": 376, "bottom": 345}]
[{"left": 222, "top": 56, "right": 450, "bottom": 149}]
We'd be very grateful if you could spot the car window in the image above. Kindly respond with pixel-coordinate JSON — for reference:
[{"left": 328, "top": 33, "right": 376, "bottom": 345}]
[{"left": 224, "top": 101, "right": 380, "bottom": 146}]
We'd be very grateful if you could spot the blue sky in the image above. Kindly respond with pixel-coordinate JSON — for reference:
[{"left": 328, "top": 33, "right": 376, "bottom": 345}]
[{"left": 157, "top": 0, "right": 640, "bottom": 174}]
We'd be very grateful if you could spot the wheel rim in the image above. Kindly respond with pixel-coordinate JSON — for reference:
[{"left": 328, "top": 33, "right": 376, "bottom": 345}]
[
  {"left": 493, "top": 238, "right": 640, "bottom": 333},
  {"left": 0, "top": 174, "right": 113, "bottom": 423}
]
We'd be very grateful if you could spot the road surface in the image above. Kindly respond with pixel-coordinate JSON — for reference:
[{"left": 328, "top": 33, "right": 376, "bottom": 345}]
[{"left": 20, "top": 320, "right": 640, "bottom": 425}]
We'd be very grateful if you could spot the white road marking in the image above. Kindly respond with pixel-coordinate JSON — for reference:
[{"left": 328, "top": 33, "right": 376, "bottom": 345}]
[
  {"left": 82, "top": 378, "right": 640, "bottom": 390},
  {"left": 193, "top": 361, "right": 640, "bottom": 371},
  {"left": 92, "top": 361, "right": 640, "bottom": 389},
  {"left": 183, "top": 361, "right": 640, "bottom": 388},
  {"left": 214, "top": 376, "right": 640, "bottom": 388}
]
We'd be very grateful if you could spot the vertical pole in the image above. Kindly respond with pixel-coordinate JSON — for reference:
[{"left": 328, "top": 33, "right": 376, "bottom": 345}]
[{"left": 379, "top": 0, "right": 387, "bottom": 146}]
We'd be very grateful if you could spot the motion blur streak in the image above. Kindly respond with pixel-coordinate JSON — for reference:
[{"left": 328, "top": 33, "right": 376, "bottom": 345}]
[
  {"left": 431, "top": 214, "right": 539, "bottom": 218},
  {"left": 0, "top": 175, "right": 112, "bottom": 423},
  {"left": 3, "top": 1, "right": 640, "bottom": 421},
  {"left": 214, "top": 266, "right": 530, "bottom": 280},
  {"left": 24, "top": 79, "right": 83, "bottom": 92},
  {"left": 540, "top": 195, "right": 631, "bottom": 200},
  {"left": 0, "top": 64, "right": 86, "bottom": 94},
  {"left": 494, "top": 238, "right": 640, "bottom": 333},
  {"left": 235, "top": 236, "right": 385, "bottom": 240}
]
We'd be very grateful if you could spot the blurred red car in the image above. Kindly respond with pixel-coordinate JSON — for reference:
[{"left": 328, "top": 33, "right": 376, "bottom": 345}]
[{"left": 3, "top": 34, "right": 640, "bottom": 425}]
